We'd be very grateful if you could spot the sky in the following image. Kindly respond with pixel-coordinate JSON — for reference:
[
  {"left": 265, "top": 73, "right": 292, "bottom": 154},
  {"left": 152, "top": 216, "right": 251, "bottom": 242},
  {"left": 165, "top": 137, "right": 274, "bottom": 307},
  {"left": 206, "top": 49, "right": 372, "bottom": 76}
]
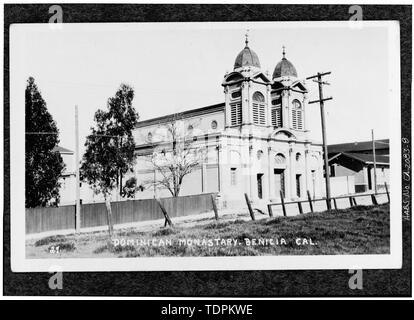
[{"left": 11, "top": 21, "right": 398, "bottom": 153}]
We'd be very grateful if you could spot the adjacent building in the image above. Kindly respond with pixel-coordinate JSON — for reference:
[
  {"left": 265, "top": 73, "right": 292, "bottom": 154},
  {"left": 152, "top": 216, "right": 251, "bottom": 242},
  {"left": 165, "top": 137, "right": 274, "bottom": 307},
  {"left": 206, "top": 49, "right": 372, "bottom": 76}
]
[
  {"left": 53, "top": 146, "right": 76, "bottom": 205},
  {"left": 55, "top": 145, "right": 110, "bottom": 205},
  {"left": 328, "top": 139, "right": 390, "bottom": 193}
]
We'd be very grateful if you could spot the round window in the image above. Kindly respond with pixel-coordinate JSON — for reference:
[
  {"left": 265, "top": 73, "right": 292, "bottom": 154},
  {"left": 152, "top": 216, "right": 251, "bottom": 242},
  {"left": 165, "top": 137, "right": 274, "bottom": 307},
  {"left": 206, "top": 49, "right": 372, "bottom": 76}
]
[
  {"left": 211, "top": 120, "right": 218, "bottom": 130},
  {"left": 231, "top": 91, "right": 241, "bottom": 99}
]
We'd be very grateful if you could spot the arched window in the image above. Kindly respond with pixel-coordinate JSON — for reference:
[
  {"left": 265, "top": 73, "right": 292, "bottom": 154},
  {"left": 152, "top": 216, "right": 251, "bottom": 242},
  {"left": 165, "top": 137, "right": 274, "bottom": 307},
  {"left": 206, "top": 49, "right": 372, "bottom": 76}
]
[
  {"left": 252, "top": 91, "right": 266, "bottom": 125},
  {"left": 291, "top": 99, "right": 303, "bottom": 130},
  {"left": 275, "top": 153, "right": 286, "bottom": 166},
  {"left": 147, "top": 132, "right": 153, "bottom": 142},
  {"left": 253, "top": 91, "right": 265, "bottom": 102},
  {"left": 271, "top": 94, "right": 282, "bottom": 127}
]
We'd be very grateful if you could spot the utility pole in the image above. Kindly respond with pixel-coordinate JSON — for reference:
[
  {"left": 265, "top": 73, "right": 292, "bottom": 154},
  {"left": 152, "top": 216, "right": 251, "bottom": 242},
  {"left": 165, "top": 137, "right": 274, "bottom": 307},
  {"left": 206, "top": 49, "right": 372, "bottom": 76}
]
[
  {"left": 75, "top": 105, "right": 81, "bottom": 232},
  {"left": 372, "top": 129, "right": 378, "bottom": 194},
  {"left": 307, "top": 72, "right": 333, "bottom": 210}
]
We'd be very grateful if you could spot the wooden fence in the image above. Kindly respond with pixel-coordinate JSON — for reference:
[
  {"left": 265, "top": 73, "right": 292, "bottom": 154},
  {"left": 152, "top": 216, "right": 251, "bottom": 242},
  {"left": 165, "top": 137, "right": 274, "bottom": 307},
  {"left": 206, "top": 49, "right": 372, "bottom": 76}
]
[
  {"left": 266, "top": 190, "right": 390, "bottom": 218},
  {"left": 26, "top": 193, "right": 217, "bottom": 234},
  {"left": 26, "top": 205, "right": 76, "bottom": 234}
]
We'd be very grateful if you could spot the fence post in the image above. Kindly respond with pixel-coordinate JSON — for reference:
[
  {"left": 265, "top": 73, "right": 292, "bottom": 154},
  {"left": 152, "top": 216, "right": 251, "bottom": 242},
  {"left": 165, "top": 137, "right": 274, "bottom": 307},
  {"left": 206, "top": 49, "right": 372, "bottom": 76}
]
[
  {"left": 333, "top": 198, "right": 338, "bottom": 210},
  {"left": 280, "top": 191, "right": 287, "bottom": 217},
  {"left": 244, "top": 193, "right": 255, "bottom": 221},
  {"left": 104, "top": 199, "right": 114, "bottom": 238},
  {"left": 267, "top": 204, "right": 273, "bottom": 217},
  {"left": 307, "top": 190, "right": 314, "bottom": 213},
  {"left": 371, "top": 194, "right": 378, "bottom": 206},
  {"left": 352, "top": 197, "right": 357, "bottom": 206},
  {"left": 384, "top": 182, "right": 390, "bottom": 203},
  {"left": 211, "top": 194, "right": 219, "bottom": 220},
  {"left": 74, "top": 204, "right": 78, "bottom": 230},
  {"left": 297, "top": 201, "right": 303, "bottom": 214},
  {"left": 349, "top": 196, "right": 354, "bottom": 207},
  {"left": 325, "top": 198, "right": 330, "bottom": 211},
  {"left": 156, "top": 198, "right": 173, "bottom": 227}
]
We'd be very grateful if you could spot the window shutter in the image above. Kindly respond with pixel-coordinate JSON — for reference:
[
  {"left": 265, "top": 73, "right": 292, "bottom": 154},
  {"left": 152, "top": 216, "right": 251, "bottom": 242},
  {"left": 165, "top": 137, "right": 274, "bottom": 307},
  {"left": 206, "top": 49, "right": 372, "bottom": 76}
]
[
  {"left": 292, "top": 109, "right": 297, "bottom": 129},
  {"left": 271, "top": 106, "right": 282, "bottom": 127},
  {"left": 252, "top": 92, "right": 266, "bottom": 125},
  {"left": 297, "top": 110, "right": 303, "bottom": 130},
  {"left": 291, "top": 99, "right": 303, "bottom": 130},
  {"left": 259, "top": 104, "right": 266, "bottom": 125},
  {"left": 253, "top": 103, "right": 259, "bottom": 124},
  {"left": 253, "top": 102, "right": 266, "bottom": 125},
  {"left": 230, "top": 102, "right": 242, "bottom": 126}
]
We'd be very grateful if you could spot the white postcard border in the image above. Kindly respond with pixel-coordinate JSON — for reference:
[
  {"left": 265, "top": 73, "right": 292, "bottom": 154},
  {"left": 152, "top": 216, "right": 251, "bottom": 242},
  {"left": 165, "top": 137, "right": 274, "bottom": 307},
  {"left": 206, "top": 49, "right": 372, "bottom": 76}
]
[{"left": 10, "top": 20, "right": 402, "bottom": 272}]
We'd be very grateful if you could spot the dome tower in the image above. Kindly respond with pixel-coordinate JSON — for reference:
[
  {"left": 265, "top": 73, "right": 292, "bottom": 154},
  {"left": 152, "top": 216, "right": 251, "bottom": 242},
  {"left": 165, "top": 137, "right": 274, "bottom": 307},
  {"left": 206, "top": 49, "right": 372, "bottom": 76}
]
[
  {"left": 233, "top": 34, "right": 261, "bottom": 73},
  {"left": 272, "top": 46, "right": 298, "bottom": 80},
  {"left": 222, "top": 34, "right": 272, "bottom": 129},
  {"left": 270, "top": 46, "right": 308, "bottom": 133}
]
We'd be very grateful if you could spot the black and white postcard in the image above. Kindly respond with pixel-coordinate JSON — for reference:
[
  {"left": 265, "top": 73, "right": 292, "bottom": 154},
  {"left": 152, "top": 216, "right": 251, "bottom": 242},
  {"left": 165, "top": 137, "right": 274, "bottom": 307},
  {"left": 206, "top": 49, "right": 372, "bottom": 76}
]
[{"left": 7, "top": 12, "right": 404, "bottom": 273}]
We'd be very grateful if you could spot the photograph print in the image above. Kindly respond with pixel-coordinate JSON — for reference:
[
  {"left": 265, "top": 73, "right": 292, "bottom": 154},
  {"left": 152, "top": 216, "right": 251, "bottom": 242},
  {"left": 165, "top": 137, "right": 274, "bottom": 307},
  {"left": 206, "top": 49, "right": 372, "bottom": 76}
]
[{"left": 10, "top": 20, "right": 402, "bottom": 271}]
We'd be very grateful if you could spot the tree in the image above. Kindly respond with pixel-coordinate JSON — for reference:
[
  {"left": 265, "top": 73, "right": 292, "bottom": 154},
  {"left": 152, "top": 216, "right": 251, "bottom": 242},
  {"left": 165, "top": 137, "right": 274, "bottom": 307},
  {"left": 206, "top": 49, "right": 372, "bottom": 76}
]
[
  {"left": 80, "top": 84, "right": 139, "bottom": 236},
  {"left": 25, "top": 77, "right": 65, "bottom": 208},
  {"left": 145, "top": 115, "right": 206, "bottom": 197},
  {"left": 122, "top": 176, "right": 142, "bottom": 198}
]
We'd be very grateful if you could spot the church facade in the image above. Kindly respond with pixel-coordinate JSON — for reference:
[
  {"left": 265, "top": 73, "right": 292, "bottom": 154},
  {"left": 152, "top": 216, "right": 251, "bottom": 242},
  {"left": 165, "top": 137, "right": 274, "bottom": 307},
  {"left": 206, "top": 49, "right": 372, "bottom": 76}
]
[{"left": 131, "top": 38, "right": 325, "bottom": 208}]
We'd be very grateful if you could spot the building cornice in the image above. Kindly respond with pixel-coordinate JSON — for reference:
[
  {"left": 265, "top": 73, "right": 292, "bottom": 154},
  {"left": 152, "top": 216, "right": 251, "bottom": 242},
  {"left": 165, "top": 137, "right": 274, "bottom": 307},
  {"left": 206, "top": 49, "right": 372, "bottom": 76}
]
[{"left": 134, "top": 131, "right": 322, "bottom": 152}]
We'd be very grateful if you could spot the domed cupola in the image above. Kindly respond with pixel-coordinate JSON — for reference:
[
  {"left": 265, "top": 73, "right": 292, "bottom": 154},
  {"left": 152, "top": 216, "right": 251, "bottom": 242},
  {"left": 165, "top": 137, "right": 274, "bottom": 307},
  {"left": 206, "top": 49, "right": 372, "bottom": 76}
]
[
  {"left": 272, "top": 46, "right": 298, "bottom": 79},
  {"left": 234, "top": 35, "right": 261, "bottom": 71}
]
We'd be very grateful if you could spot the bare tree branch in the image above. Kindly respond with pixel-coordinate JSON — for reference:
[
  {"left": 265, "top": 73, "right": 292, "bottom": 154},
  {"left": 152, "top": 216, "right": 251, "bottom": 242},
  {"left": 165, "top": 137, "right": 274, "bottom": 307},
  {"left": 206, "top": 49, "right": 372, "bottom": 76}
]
[{"left": 143, "top": 115, "right": 206, "bottom": 197}]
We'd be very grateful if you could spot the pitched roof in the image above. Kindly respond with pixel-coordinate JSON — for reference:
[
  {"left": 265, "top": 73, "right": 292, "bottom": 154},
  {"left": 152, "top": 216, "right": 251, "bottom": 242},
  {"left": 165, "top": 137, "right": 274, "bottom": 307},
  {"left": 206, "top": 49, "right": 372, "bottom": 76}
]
[
  {"left": 135, "top": 102, "right": 225, "bottom": 128},
  {"left": 53, "top": 146, "right": 74, "bottom": 154},
  {"left": 328, "top": 139, "right": 389, "bottom": 154},
  {"left": 329, "top": 152, "right": 389, "bottom": 165},
  {"left": 345, "top": 152, "right": 389, "bottom": 164}
]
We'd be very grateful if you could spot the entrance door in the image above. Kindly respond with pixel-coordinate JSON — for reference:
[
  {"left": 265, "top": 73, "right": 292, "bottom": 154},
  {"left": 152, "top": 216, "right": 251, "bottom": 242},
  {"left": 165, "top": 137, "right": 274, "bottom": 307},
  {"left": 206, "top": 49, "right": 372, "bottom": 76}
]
[
  {"left": 257, "top": 174, "right": 263, "bottom": 199},
  {"left": 274, "top": 169, "right": 285, "bottom": 198}
]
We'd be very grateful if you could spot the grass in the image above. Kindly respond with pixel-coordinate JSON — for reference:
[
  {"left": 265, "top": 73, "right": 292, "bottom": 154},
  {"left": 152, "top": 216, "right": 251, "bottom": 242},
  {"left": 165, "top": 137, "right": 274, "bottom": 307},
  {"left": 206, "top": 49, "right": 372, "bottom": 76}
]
[{"left": 26, "top": 204, "right": 390, "bottom": 258}]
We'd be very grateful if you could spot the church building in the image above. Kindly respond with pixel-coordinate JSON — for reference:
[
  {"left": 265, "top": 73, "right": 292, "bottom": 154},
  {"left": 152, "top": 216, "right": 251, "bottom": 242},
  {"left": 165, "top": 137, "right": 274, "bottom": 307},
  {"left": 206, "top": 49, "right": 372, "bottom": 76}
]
[{"left": 131, "top": 36, "right": 324, "bottom": 208}]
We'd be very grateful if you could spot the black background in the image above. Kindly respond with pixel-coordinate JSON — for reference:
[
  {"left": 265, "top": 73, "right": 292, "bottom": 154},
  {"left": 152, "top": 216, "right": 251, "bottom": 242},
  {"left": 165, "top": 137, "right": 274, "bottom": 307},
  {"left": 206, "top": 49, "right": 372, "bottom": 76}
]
[{"left": 3, "top": 4, "right": 412, "bottom": 297}]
